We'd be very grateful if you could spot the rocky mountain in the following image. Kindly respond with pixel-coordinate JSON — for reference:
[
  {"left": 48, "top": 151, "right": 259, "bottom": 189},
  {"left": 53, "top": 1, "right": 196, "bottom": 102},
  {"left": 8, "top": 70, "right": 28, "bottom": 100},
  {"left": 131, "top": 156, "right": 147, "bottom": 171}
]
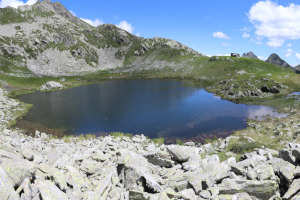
[
  {"left": 295, "top": 65, "right": 300, "bottom": 74},
  {"left": 266, "top": 53, "right": 292, "bottom": 69},
  {"left": 242, "top": 51, "right": 258, "bottom": 59},
  {"left": 0, "top": 0, "right": 202, "bottom": 77}
]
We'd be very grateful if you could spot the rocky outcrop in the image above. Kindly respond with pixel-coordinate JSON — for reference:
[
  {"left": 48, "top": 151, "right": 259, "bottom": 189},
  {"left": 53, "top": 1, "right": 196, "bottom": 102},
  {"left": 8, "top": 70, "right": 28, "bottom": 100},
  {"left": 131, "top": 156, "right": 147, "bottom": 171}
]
[
  {"left": 294, "top": 65, "right": 300, "bottom": 74},
  {"left": 40, "top": 81, "right": 64, "bottom": 90},
  {"left": 266, "top": 53, "right": 293, "bottom": 70},
  {"left": 242, "top": 52, "right": 258, "bottom": 59}
]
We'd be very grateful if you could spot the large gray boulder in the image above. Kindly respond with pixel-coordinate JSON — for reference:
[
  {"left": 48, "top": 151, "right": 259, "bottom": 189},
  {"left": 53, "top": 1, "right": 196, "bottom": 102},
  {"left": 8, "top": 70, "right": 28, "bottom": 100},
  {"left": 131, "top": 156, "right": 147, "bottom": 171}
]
[
  {"left": 217, "top": 179, "right": 278, "bottom": 199},
  {"left": 40, "top": 81, "right": 64, "bottom": 91},
  {"left": 283, "top": 179, "right": 300, "bottom": 200},
  {"left": 38, "top": 180, "right": 68, "bottom": 200},
  {"left": 0, "top": 167, "right": 20, "bottom": 200},
  {"left": 1, "top": 158, "right": 36, "bottom": 187},
  {"left": 167, "top": 145, "right": 199, "bottom": 162},
  {"left": 269, "top": 158, "right": 296, "bottom": 186}
]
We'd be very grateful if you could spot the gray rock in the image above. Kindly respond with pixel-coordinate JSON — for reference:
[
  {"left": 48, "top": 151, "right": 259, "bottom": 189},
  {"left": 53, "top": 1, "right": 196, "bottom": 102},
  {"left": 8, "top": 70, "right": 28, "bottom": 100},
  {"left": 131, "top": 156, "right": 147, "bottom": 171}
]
[
  {"left": 41, "top": 132, "right": 49, "bottom": 139},
  {"left": 144, "top": 154, "right": 174, "bottom": 168},
  {"left": 292, "top": 148, "right": 300, "bottom": 161},
  {"left": 283, "top": 179, "right": 300, "bottom": 200},
  {"left": 269, "top": 158, "right": 295, "bottom": 185},
  {"left": 21, "top": 148, "right": 34, "bottom": 161},
  {"left": 218, "top": 179, "right": 278, "bottom": 200},
  {"left": 1, "top": 158, "right": 36, "bottom": 187},
  {"left": 40, "top": 81, "right": 64, "bottom": 91},
  {"left": 167, "top": 145, "right": 198, "bottom": 162},
  {"left": 39, "top": 180, "right": 68, "bottom": 200},
  {"left": 279, "top": 149, "right": 296, "bottom": 164},
  {"left": 214, "top": 192, "right": 253, "bottom": 200},
  {"left": 294, "top": 166, "right": 300, "bottom": 177},
  {"left": 179, "top": 189, "right": 198, "bottom": 200},
  {"left": 200, "top": 190, "right": 211, "bottom": 199},
  {"left": 129, "top": 190, "right": 150, "bottom": 200},
  {"left": 0, "top": 167, "right": 20, "bottom": 200}
]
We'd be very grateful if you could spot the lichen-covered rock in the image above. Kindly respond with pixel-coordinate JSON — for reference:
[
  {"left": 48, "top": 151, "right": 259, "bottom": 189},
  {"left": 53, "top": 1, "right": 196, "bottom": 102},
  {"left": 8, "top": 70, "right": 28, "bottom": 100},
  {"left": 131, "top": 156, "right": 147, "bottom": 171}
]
[
  {"left": 1, "top": 158, "right": 36, "bottom": 187},
  {"left": 38, "top": 180, "right": 68, "bottom": 200},
  {"left": 0, "top": 167, "right": 20, "bottom": 200}
]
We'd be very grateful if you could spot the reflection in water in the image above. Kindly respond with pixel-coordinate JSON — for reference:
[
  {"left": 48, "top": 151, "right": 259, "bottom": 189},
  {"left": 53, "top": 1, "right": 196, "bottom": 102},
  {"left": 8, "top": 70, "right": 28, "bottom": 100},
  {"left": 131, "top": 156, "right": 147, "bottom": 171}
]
[
  {"left": 16, "top": 79, "right": 285, "bottom": 140},
  {"left": 247, "top": 106, "right": 287, "bottom": 120}
]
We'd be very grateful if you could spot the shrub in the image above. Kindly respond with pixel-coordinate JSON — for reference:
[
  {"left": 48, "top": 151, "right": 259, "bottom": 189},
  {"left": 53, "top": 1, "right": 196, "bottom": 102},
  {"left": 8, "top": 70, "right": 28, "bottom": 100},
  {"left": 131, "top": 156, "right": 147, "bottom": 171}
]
[
  {"left": 230, "top": 141, "right": 262, "bottom": 154},
  {"left": 176, "top": 140, "right": 184, "bottom": 145}
]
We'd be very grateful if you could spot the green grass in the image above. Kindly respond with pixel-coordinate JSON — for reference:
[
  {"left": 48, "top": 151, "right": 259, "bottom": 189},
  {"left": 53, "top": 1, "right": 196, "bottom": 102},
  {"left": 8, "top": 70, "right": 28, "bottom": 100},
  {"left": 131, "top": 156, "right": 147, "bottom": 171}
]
[
  {"left": 151, "top": 138, "right": 165, "bottom": 145},
  {"left": 109, "top": 132, "right": 125, "bottom": 138}
]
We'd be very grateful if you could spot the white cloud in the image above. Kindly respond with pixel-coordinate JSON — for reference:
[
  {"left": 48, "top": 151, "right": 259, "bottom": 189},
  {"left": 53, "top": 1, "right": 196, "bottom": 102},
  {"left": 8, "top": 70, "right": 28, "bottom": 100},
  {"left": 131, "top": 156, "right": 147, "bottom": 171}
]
[
  {"left": 222, "top": 42, "right": 231, "bottom": 46},
  {"left": 250, "top": 38, "right": 262, "bottom": 44},
  {"left": 136, "top": 32, "right": 141, "bottom": 37},
  {"left": 70, "top": 10, "right": 76, "bottom": 16},
  {"left": 296, "top": 53, "right": 300, "bottom": 60},
  {"left": 116, "top": 21, "right": 134, "bottom": 34},
  {"left": 286, "top": 43, "right": 292, "bottom": 47},
  {"left": 241, "top": 27, "right": 252, "bottom": 32},
  {"left": 242, "top": 32, "right": 251, "bottom": 38},
  {"left": 80, "top": 18, "right": 104, "bottom": 27},
  {"left": 258, "top": 56, "right": 267, "bottom": 61},
  {"left": 213, "top": 32, "right": 230, "bottom": 40},
  {"left": 285, "top": 53, "right": 292, "bottom": 57},
  {"left": 248, "top": 1, "right": 300, "bottom": 47},
  {"left": 287, "top": 48, "right": 293, "bottom": 53},
  {"left": 266, "top": 39, "right": 284, "bottom": 48},
  {"left": 216, "top": 54, "right": 231, "bottom": 57},
  {"left": 0, "top": 0, "right": 37, "bottom": 8}
]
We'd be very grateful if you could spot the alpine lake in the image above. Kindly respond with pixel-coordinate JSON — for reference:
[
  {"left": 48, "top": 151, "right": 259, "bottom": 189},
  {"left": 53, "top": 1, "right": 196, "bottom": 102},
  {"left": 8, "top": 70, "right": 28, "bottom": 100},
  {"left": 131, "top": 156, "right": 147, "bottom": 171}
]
[{"left": 16, "top": 79, "right": 286, "bottom": 143}]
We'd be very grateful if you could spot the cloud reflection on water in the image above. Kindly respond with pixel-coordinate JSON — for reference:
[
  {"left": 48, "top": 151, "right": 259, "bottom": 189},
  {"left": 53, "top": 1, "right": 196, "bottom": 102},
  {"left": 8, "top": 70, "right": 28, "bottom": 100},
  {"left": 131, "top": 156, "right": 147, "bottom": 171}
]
[{"left": 247, "top": 106, "right": 287, "bottom": 120}]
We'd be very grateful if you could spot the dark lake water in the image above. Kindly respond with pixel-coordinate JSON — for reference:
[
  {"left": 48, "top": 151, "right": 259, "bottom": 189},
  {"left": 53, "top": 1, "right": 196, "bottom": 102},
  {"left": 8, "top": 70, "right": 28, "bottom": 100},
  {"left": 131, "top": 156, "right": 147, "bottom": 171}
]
[{"left": 16, "top": 79, "right": 283, "bottom": 142}]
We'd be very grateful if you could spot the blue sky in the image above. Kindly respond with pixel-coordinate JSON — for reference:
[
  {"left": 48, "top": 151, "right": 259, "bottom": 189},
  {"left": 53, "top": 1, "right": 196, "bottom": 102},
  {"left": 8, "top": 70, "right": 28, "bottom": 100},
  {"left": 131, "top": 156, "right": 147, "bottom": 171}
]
[{"left": 1, "top": 0, "right": 300, "bottom": 67}]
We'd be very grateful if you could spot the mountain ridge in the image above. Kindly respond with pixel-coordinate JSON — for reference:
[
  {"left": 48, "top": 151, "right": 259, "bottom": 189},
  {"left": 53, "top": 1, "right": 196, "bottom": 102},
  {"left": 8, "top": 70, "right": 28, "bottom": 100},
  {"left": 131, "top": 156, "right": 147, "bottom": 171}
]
[{"left": 0, "top": 0, "right": 202, "bottom": 77}]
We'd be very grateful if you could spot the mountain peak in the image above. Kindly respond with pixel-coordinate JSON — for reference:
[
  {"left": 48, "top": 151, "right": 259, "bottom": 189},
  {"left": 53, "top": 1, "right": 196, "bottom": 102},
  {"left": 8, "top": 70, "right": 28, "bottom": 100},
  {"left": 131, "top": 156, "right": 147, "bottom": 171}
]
[
  {"left": 42, "top": 0, "right": 52, "bottom": 4},
  {"left": 266, "top": 53, "right": 292, "bottom": 69},
  {"left": 242, "top": 52, "right": 258, "bottom": 59}
]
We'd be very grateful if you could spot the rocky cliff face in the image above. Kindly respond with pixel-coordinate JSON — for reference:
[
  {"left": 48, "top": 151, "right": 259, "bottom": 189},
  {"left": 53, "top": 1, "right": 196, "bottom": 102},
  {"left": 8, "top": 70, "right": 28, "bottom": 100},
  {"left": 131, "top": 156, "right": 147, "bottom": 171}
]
[
  {"left": 266, "top": 53, "right": 292, "bottom": 69},
  {"left": 242, "top": 52, "right": 258, "bottom": 59},
  {"left": 0, "top": 0, "right": 202, "bottom": 77},
  {"left": 295, "top": 65, "right": 300, "bottom": 74}
]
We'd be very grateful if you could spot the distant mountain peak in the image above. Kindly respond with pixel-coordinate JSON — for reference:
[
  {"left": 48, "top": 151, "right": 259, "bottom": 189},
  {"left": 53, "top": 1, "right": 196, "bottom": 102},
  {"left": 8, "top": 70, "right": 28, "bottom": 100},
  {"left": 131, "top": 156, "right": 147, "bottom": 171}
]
[
  {"left": 294, "top": 65, "right": 300, "bottom": 74},
  {"left": 266, "top": 53, "right": 292, "bottom": 69},
  {"left": 242, "top": 52, "right": 258, "bottom": 59}
]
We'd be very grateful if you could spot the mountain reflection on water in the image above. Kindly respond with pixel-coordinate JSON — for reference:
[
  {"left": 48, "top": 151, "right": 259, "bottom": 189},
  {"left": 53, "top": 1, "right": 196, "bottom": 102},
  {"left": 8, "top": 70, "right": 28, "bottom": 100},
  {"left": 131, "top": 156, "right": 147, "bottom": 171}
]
[{"left": 16, "top": 79, "right": 285, "bottom": 141}]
